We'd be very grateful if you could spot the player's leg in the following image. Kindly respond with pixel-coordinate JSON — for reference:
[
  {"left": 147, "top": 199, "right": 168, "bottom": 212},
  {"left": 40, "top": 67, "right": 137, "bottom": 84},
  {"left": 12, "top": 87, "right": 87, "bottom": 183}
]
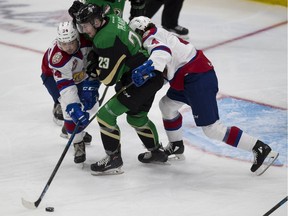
[
  {"left": 90, "top": 98, "right": 127, "bottom": 175},
  {"left": 185, "top": 70, "right": 278, "bottom": 174},
  {"left": 161, "top": 0, "right": 189, "bottom": 36},
  {"left": 127, "top": 111, "right": 168, "bottom": 163},
  {"left": 159, "top": 92, "right": 186, "bottom": 159},
  {"left": 145, "top": 0, "right": 164, "bottom": 18}
]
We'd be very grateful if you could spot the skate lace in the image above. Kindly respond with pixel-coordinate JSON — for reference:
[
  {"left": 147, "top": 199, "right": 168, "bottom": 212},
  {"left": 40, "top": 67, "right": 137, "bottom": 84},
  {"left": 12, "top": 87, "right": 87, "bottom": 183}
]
[
  {"left": 252, "top": 150, "right": 258, "bottom": 165},
  {"left": 54, "top": 104, "right": 63, "bottom": 115},
  {"left": 74, "top": 143, "right": 85, "bottom": 157},
  {"left": 164, "top": 142, "right": 174, "bottom": 154},
  {"left": 97, "top": 155, "right": 110, "bottom": 166},
  {"left": 143, "top": 152, "right": 152, "bottom": 159}
]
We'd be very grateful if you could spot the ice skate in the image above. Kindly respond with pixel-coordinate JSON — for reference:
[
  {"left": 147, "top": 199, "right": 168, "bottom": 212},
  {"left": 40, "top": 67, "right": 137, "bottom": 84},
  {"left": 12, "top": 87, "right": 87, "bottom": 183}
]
[
  {"left": 163, "top": 25, "right": 189, "bottom": 39},
  {"left": 74, "top": 141, "right": 86, "bottom": 164},
  {"left": 52, "top": 103, "right": 64, "bottom": 126},
  {"left": 90, "top": 152, "right": 123, "bottom": 176},
  {"left": 251, "top": 140, "right": 279, "bottom": 176},
  {"left": 138, "top": 148, "right": 168, "bottom": 164},
  {"left": 60, "top": 125, "right": 68, "bottom": 139},
  {"left": 164, "top": 141, "right": 185, "bottom": 161}
]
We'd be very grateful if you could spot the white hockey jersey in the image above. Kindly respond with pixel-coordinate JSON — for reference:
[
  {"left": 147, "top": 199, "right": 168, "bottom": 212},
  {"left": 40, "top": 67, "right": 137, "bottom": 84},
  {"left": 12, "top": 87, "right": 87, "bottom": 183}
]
[
  {"left": 142, "top": 27, "right": 214, "bottom": 90},
  {"left": 42, "top": 35, "right": 92, "bottom": 111}
]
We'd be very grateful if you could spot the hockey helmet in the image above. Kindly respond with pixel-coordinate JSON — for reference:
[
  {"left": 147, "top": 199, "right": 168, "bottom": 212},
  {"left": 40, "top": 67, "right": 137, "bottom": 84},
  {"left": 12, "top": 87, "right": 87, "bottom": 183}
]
[
  {"left": 129, "top": 16, "right": 152, "bottom": 35},
  {"left": 56, "top": 21, "right": 79, "bottom": 43},
  {"left": 75, "top": 3, "right": 104, "bottom": 25}
]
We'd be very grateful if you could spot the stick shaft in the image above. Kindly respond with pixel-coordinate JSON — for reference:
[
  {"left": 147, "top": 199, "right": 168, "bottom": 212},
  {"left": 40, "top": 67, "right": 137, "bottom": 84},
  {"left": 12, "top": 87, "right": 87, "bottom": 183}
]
[{"left": 263, "top": 196, "right": 288, "bottom": 216}]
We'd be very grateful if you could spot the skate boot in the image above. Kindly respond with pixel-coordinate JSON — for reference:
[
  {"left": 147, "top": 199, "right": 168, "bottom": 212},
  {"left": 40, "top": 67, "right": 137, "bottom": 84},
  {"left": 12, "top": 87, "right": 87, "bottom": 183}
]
[
  {"left": 163, "top": 25, "right": 189, "bottom": 37},
  {"left": 138, "top": 147, "right": 168, "bottom": 164},
  {"left": 251, "top": 140, "right": 279, "bottom": 175},
  {"left": 60, "top": 126, "right": 92, "bottom": 145},
  {"left": 90, "top": 152, "right": 123, "bottom": 175},
  {"left": 53, "top": 103, "right": 64, "bottom": 126},
  {"left": 60, "top": 125, "right": 68, "bottom": 139},
  {"left": 164, "top": 140, "right": 185, "bottom": 160},
  {"left": 83, "top": 132, "right": 92, "bottom": 145},
  {"left": 73, "top": 141, "right": 86, "bottom": 164}
]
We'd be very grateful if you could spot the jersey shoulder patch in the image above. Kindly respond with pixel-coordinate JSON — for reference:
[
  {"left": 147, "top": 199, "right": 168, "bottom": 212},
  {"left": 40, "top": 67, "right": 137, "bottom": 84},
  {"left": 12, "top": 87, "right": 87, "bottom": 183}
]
[{"left": 49, "top": 45, "right": 71, "bottom": 68}]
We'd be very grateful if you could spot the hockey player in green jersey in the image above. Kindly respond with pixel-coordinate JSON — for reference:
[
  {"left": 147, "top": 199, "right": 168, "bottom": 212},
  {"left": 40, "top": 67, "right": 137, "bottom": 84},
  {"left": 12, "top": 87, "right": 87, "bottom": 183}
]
[
  {"left": 69, "top": 0, "right": 145, "bottom": 20},
  {"left": 75, "top": 3, "right": 167, "bottom": 175}
]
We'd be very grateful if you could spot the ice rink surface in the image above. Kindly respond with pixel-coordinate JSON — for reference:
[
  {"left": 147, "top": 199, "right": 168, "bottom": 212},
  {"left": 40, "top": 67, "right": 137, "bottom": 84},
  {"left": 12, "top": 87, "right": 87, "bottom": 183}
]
[{"left": 0, "top": 0, "right": 287, "bottom": 215}]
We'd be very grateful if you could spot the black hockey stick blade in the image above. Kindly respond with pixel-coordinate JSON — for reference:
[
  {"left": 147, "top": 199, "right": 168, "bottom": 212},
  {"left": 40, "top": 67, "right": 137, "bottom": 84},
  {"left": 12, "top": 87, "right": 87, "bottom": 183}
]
[{"left": 21, "top": 122, "right": 81, "bottom": 209}]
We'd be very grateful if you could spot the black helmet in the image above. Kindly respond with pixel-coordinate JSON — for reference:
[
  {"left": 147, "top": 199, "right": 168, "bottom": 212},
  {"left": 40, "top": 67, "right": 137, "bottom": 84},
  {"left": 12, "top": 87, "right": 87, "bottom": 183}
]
[{"left": 75, "top": 3, "right": 103, "bottom": 24}]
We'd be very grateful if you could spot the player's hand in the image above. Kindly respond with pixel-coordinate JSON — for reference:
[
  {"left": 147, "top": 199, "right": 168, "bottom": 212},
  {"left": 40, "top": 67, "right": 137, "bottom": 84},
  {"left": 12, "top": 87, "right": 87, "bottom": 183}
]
[
  {"left": 66, "top": 103, "right": 89, "bottom": 126},
  {"left": 86, "top": 51, "right": 99, "bottom": 78},
  {"left": 132, "top": 60, "right": 155, "bottom": 87}
]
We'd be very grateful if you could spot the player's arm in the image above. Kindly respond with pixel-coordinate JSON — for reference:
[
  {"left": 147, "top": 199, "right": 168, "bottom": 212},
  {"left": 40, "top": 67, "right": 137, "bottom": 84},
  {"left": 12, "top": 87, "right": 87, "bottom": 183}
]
[{"left": 143, "top": 37, "right": 172, "bottom": 73}]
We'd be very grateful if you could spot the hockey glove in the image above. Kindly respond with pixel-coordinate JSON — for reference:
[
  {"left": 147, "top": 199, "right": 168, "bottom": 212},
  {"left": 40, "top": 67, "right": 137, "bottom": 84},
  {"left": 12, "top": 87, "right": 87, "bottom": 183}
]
[
  {"left": 129, "top": 0, "right": 146, "bottom": 20},
  {"left": 80, "top": 79, "right": 101, "bottom": 110},
  {"left": 66, "top": 103, "right": 89, "bottom": 126},
  {"left": 132, "top": 60, "right": 155, "bottom": 87},
  {"left": 68, "top": 1, "right": 84, "bottom": 19},
  {"left": 86, "top": 50, "right": 99, "bottom": 78}
]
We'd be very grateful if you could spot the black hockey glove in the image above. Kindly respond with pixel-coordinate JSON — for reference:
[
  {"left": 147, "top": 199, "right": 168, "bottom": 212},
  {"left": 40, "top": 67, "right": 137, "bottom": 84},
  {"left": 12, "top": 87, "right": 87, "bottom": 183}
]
[
  {"left": 129, "top": 0, "right": 146, "bottom": 20},
  {"left": 68, "top": 1, "right": 84, "bottom": 19},
  {"left": 86, "top": 50, "right": 99, "bottom": 79}
]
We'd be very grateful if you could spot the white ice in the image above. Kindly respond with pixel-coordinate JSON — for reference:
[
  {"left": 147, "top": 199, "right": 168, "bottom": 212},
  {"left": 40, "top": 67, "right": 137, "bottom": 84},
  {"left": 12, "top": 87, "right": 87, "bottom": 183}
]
[{"left": 0, "top": 0, "right": 287, "bottom": 216}]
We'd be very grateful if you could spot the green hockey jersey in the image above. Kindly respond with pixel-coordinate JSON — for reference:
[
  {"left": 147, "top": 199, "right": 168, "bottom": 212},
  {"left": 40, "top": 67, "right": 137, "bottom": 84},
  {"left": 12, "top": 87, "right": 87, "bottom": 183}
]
[{"left": 92, "top": 14, "right": 148, "bottom": 86}]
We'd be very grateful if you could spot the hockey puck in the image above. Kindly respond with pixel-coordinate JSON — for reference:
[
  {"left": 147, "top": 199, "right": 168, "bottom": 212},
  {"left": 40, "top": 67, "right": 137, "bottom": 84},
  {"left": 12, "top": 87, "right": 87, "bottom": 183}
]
[{"left": 45, "top": 207, "right": 54, "bottom": 212}]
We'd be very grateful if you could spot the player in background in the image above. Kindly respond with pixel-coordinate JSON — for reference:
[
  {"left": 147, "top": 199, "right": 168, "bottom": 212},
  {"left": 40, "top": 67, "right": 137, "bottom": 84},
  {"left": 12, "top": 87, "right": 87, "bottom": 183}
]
[
  {"left": 69, "top": 0, "right": 146, "bottom": 20},
  {"left": 73, "top": 3, "right": 167, "bottom": 175},
  {"left": 41, "top": 21, "right": 100, "bottom": 164},
  {"left": 145, "top": 0, "right": 189, "bottom": 37},
  {"left": 129, "top": 16, "right": 279, "bottom": 175}
]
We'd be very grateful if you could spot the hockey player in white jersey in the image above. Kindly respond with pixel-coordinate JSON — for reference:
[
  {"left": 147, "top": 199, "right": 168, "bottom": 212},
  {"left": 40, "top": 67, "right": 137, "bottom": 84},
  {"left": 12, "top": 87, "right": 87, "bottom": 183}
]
[
  {"left": 129, "top": 16, "right": 279, "bottom": 175},
  {"left": 41, "top": 21, "right": 100, "bottom": 164}
]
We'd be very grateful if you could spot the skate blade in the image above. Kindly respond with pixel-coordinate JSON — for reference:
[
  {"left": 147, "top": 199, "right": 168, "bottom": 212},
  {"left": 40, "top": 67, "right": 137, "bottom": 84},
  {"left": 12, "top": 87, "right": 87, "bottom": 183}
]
[
  {"left": 75, "top": 162, "right": 86, "bottom": 169},
  {"left": 168, "top": 154, "right": 185, "bottom": 161},
  {"left": 91, "top": 168, "right": 124, "bottom": 176},
  {"left": 142, "top": 161, "right": 171, "bottom": 165},
  {"left": 255, "top": 151, "right": 279, "bottom": 176}
]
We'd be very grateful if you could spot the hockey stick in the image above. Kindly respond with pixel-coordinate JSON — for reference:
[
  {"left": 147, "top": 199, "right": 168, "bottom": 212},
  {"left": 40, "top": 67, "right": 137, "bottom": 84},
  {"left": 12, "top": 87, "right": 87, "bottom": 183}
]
[
  {"left": 263, "top": 196, "right": 288, "bottom": 216},
  {"left": 98, "top": 85, "right": 109, "bottom": 106},
  {"left": 21, "top": 121, "right": 84, "bottom": 209},
  {"left": 21, "top": 83, "right": 134, "bottom": 209},
  {"left": 98, "top": 81, "right": 134, "bottom": 106}
]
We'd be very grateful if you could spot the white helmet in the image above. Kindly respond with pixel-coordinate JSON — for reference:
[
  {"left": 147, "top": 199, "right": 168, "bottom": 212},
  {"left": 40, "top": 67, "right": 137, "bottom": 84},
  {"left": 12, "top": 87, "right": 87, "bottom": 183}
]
[
  {"left": 129, "top": 16, "right": 152, "bottom": 34},
  {"left": 56, "top": 21, "right": 79, "bottom": 43}
]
